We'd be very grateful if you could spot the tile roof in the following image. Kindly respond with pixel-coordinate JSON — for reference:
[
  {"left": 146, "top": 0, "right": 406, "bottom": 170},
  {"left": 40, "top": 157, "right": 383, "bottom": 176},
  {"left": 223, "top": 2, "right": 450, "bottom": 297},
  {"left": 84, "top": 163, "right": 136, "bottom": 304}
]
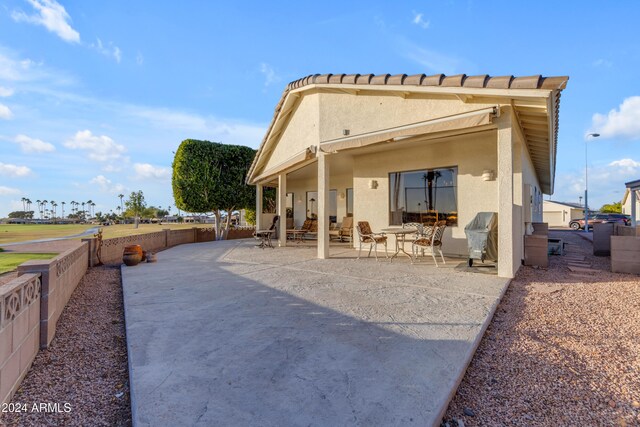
[
  {"left": 249, "top": 73, "right": 569, "bottom": 190},
  {"left": 285, "top": 73, "right": 568, "bottom": 91}
]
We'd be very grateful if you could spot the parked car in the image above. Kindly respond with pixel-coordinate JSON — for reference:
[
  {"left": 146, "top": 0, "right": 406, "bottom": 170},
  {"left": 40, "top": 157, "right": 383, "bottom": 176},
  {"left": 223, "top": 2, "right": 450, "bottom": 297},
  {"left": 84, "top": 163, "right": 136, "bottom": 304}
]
[{"left": 569, "top": 213, "right": 630, "bottom": 230}]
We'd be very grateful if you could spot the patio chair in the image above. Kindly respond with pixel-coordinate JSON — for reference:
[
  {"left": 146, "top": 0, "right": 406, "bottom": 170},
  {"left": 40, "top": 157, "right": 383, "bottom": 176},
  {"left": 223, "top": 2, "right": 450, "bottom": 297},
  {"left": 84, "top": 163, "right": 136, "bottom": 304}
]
[
  {"left": 304, "top": 219, "right": 318, "bottom": 240},
  {"left": 402, "top": 222, "right": 424, "bottom": 240},
  {"left": 412, "top": 220, "right": 447, "bottom": 266},
  {"left": 330, "top": 217, "right": 354, "bottom": 242},
  {"left": 253, "top": 215, "right": 279, "bottom": 249},
  {"left": 287, "top": 219, "right": 312, "bottom": 242},
  {"left": 356, "top": 221, "right": 388, "bottom": 260}
]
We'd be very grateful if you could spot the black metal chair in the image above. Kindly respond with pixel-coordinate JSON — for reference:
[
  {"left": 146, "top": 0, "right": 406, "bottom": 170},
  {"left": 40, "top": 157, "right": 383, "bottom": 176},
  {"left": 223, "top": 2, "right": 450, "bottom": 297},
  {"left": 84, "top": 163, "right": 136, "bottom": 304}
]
[{"left": 254, "top": 215, "right": 280, "bottom": 249}]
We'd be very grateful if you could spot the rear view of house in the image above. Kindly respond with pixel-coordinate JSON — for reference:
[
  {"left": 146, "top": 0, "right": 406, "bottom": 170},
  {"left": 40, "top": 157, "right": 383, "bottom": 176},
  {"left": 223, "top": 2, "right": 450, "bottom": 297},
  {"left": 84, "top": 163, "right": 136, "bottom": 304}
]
[{"left": 247, "top": 73, "right": 568, "bottom": 278}]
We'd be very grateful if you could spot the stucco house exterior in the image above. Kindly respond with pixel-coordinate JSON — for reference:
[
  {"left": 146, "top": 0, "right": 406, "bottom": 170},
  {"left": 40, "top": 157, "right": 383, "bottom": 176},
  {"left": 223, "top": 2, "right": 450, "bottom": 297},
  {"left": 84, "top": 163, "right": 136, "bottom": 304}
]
[
  {"left": 543, "top": 200, "right": 584, "bottom": 227},
  {"left": 623, "top": 179, "right": 640, "bottom": 226},
  {"left": 247, "top": 73, "right": 568, "bottom": 278}
]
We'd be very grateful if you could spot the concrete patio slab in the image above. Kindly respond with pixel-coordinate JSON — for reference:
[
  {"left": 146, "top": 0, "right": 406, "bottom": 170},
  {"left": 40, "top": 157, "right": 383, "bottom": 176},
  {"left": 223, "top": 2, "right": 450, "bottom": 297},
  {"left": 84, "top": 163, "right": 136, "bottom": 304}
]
[{"left": 122, "top": 239, "right": 509, "bottom": 426}]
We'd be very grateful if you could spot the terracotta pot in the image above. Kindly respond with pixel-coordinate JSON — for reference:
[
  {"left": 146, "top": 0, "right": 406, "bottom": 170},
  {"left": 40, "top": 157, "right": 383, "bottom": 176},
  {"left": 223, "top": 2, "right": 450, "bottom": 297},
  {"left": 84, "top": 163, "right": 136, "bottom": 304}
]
[
  {"left": 124, "top": 245, "right": 143, "bottom": 256},
  {"left": 123, "top": 253, "right": 142, "bottom": 266},
  {"left": 141, "top": 250, "right": 147, "bottom": 262}
]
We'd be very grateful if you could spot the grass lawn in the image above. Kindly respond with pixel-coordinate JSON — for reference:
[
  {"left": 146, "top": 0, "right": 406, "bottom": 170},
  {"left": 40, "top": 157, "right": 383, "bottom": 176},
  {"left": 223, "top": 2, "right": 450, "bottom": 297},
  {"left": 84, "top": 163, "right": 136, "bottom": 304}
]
[
  {"left": 0, "top": 223, "right": 213, "bottom": 245},
  {"left": 0, "top": 224, "right": 94, "bottom": 244},
  {"left": 0, "top": 253, "right": 57, "bottom": 274}
]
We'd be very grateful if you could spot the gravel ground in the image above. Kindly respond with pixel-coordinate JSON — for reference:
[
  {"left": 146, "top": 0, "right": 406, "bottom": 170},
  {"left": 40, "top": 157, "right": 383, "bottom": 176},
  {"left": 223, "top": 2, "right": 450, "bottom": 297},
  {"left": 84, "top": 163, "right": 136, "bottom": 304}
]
[
  {"left": 444, "top": 230, "right": 640, "bottom": 426},
  {"left": 1, "top": 265, "right": 131, "bottom": 427}
]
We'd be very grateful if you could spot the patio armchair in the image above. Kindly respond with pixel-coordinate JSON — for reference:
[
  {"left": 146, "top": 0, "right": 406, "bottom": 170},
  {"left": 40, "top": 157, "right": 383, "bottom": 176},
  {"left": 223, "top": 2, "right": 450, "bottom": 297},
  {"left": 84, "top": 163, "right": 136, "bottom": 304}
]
[
  {"left": 411, "top": 220, "right": 446, "bottom": 266},
  {"left": 304, "top": 219, "right": 318, "bottom": 240},
  {"left": 402, "top": 222, "right": 424, "bottom": 239},
  {"left": 330, "top": 217, "right": 354, "bottom": 242},
  {"left": 287, "top": 219, "right": 312, "bottom": 242},
  {"left": 356, "top": 221, "right": 388, "bottom": 260},
  {"left": 253, "top": 215, "right": 279, "bottom": 249}
]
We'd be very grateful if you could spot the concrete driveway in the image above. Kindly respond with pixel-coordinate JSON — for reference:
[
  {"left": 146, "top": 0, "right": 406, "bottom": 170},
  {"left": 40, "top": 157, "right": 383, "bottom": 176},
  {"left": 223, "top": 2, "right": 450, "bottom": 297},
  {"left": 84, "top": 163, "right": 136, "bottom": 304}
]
[{"left": 122, "top": 240, "right": 509, "bottom": 426}]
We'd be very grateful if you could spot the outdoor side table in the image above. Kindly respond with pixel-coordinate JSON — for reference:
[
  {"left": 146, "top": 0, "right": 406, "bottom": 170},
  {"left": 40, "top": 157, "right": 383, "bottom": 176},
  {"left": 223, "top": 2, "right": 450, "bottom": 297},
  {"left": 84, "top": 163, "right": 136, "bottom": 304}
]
[{"left": 380, "top": 227, "right": 417, "bottom": 262}]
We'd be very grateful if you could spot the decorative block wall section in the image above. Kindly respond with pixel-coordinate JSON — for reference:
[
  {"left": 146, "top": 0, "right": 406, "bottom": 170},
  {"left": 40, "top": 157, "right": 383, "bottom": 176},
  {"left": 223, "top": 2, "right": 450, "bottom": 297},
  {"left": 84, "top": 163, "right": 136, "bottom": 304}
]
[
  {"left": 18, "top": 242, "right": 88, "bottom": 348},
  {"left": 0, "top": 274, "right": 41, "bottom": 405},
  {"left": 611, "top": 236, "right": 640, "bottom": 275}
]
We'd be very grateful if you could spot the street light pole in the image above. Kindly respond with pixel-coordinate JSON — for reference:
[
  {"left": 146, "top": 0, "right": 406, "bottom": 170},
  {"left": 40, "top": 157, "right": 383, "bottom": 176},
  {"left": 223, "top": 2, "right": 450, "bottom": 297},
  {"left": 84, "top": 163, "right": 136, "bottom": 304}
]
[{"left": 585, "top": 133, "right": 600, "bottom": 232}]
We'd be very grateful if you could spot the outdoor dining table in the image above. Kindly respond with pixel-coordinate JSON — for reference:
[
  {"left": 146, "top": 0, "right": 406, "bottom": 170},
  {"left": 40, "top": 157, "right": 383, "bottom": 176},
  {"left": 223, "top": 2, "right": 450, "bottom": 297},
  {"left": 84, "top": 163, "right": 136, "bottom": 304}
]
[
  {"left": 287, "top": 229, "right": 305, "bottom": 243},
  {"left": 380, "top": 227, "right": 418, "bottom": 262}
]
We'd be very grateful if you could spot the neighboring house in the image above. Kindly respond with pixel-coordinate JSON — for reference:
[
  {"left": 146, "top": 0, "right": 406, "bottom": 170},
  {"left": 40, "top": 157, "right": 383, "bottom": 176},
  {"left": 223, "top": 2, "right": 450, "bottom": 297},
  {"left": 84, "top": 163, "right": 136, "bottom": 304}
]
[
  {"left": 623, "top": 179, "right": 640, "bottom": 226},
  {"left": 247, "top": 73, "right": 568, "bottom": 278},
  {"left": 543, "top": 200, "right": 584, "bottom": 227}
]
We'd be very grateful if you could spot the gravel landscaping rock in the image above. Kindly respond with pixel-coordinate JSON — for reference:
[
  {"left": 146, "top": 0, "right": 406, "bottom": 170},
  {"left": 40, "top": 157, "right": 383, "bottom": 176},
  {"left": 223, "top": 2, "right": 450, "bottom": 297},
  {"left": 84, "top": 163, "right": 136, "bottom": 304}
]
[
  {"left": 444, "top": 230, "right": 640, "bottom": 426},
  {"left": 1, "top": 265, "right": 131, "bottom": 427}
]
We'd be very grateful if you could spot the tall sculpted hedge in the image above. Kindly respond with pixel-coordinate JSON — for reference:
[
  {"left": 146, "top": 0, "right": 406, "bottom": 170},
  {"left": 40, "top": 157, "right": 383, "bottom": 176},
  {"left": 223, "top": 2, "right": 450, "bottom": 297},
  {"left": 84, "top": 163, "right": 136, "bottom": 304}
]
[{"left": 172, "top": 139, "right": 256, "bottom": 239}]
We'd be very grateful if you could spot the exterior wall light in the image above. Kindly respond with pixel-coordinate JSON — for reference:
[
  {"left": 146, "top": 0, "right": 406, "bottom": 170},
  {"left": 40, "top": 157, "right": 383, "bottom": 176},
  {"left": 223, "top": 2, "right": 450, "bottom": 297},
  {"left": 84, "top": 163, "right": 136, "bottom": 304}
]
[
  {"left": 368, "top": 179, "right": 378, "bottom": 189},
  {"left": 482, "top": 170, "right": 495, "bottom": 181}
]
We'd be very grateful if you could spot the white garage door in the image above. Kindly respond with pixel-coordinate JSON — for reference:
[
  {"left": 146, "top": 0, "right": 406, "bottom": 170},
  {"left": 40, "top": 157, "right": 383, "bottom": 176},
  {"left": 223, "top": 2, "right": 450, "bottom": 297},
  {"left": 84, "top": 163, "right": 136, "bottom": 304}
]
[{"left": 543, "top": 211, "right": 564, "bottom": 227}]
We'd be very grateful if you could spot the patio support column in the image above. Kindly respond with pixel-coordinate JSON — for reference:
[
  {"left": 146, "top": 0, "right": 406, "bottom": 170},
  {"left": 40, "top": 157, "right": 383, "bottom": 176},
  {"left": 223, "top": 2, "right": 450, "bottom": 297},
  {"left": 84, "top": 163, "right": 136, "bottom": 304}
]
[
  {"left": 317, "top": 151, "right": 330, "bottom": 259},
  {"left": 496, "top": 113, "right": 517, "bottom": 278},
  {"left": 278, "top": 173, "right": 287, "bottom": 246},
  {"left": 631, "top": 190, "right": 637, "bottom": 227},
  {"left": 256, "top": 184, "right": 263, "bottom": 231}
]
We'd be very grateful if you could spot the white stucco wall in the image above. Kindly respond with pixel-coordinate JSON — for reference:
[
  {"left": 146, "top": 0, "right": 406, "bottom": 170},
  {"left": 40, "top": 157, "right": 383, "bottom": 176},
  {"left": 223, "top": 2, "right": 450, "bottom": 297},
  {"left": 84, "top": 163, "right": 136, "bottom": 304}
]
[
  {"left": 352, "top": 131, "right": 498, "bottom": 257},
  {"left": 259, "top": 93, "right": 320, "bottom": 173},
  {"left": 317, "top": 91, "right": 496, "bottom": 142},
  {"left": 284, "top": 167, "right": 354, "bottom": 229}
]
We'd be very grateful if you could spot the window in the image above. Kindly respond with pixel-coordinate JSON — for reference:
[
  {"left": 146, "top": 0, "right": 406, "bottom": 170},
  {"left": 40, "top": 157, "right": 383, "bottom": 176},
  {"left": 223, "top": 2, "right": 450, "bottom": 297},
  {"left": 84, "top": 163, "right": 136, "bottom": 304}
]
[
  {"left": 306, "top": 191, "right": 317, "bottom": 219},
  {"left": 286, "top": 193, "right": 294, "bottom": 219},
  {"left": 306, "top": 190, "right": 337, "bottom": 221},
  {"left": 389, "top": 167, "right": 458, "bottom": 226},
  {"left": 346, "top": 188, "right": 354, "bottom": 216}
]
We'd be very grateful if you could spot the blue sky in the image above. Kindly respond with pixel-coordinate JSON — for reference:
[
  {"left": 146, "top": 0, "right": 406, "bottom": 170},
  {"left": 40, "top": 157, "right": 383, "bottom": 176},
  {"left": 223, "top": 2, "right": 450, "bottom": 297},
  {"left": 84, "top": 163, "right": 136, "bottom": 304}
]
[{"left": 0, "top": 0, "right": 639, "bottom": 218}]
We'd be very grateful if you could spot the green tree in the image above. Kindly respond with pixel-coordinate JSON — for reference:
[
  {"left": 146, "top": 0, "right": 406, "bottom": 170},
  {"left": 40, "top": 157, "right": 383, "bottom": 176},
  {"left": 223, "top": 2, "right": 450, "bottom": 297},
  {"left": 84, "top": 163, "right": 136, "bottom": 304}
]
[
  {"left": 8, "top": 211, "right": 34, "bottom": 219},
  {"left": 599, "top": 202, "right": 622, "bottom": 213},
  {"left": 125, "top": 190, "right": 147, "bottom": 228},
  {"left": 172, "top": 139, "right": 256, "bottom": 239}
]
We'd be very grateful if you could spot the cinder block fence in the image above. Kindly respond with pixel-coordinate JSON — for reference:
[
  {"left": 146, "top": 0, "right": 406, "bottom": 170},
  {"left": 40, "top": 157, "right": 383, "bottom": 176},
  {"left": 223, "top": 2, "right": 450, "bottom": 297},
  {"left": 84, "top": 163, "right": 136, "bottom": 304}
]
[{"left": 0, "top": 226, "right": 255, "bottom": 404}]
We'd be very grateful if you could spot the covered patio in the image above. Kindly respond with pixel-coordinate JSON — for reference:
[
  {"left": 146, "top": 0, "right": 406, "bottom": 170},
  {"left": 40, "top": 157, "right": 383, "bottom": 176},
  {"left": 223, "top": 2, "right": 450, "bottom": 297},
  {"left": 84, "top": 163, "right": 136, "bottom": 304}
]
[{"left": 248, "top": 73, "right": 568, "bottom": 278}]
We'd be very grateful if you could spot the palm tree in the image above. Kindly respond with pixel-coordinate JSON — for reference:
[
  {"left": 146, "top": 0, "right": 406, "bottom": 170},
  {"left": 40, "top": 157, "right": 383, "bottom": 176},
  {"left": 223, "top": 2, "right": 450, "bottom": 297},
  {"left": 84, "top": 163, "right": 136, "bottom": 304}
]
[
  {"left": 61, "top": 201, "right": 66, "bottom": 219},
  {"left": 81, "top": 202, "right": 86, "bottom": 218},
  {"left": 26, "top": 198, "right": 32, "bottom": 213},
  {"left": 51, "top": 201, "right": 57, "bottom": 222},
  {"left": 21, "top": 197, "right": 27, "bottom": 212},
  {"left": 91, "top": 202, "right": 96, "bottom": 218},
  {"left": 71, "top": 201, "right": 77, "bottom": 215},
  {"left": 87, "top": 200, "right": 93, "bottom": 217},
  {"left": 35, "top": 200, "right": 41, "bottom": 219},
  {"left": 118, "top": 194, "right": 124, "bottom": 214}
]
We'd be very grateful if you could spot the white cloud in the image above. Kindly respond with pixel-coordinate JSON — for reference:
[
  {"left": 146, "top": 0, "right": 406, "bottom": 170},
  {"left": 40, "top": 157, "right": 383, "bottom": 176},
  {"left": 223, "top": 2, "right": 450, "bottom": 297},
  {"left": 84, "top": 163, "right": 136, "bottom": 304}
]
[
  {"left": 398, "top": 37, "right": 473, "bottom": 75},
  {"left": 64, "top": 130, "right": 126, "bottom": 162},
  {"left": 609, "top": 158, "right": 640, "bottom": 173},
  {"left": 260, "top": 63, "right": 280, "bottom": 87},
  {"left": 412, "top": 11, "right": 430, "bottom": 29},
  {"left": 592, "top": 58, "right": 612, "bottom": 68},
  {"left": 11, "top": 0, "right": 80, "bottom": 43},
  {"left": 14, "top": 134, "right": 56, "bottom": 153},
  {"left": 553, "top": 157, "right": 640, "bottom": 207},
  {"left": 0, "top": 87, "right": 14, "bottom": 97},
  {"left": 0, "top": 186, "right": 21, "bottom": 196},
  {"left": 133, "top": 163, "right": 171, "bottom": 180},
  {"left": 126, "top": 106, "right": 266, "bottom": 147},
  {"left": 90, "top": 39, "right": 122, "bottom": 63},
  {"left": 90, "top": 175, "right": 125, "bottom": 194},
  {"left": 0, "top": 162, "right": 32, "bottom": 177},
  {"left": 0, "top": 103, "right": 13, "bottom": 119},
  {"left": 590, "top": 96, "right": 640, "bottom": 140}
]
